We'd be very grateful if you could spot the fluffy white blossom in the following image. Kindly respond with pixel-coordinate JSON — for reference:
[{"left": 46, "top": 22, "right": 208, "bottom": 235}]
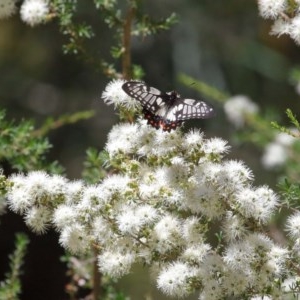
[
  {"left": 102, "top": 79, "right": 139, "bottom": 109},
  {"left": 59, "top": 224, "right": 90, "bottom": 254},
  {"left": 181, "top": 243, "right": 211, "bottom": 264},
  {"left": 115, "top": 208, "right": 138, "bottom": 234},
  {"left": 7, "top": 174, "right": 33, "bottom": 213},
  {"left": 262, "top": 131, "right": 295, "bottom": 169},
  {"left": 20, "top": 0, "right": 49, "bottom": 26},
  {"left": 234, "top": 186, "right": 278, "bottom": 223},
  {"left": 24, "top": 206, "right": 52, "bottom": 233},
  {"left": 224, "top": 95, "right": 259, "bottom": 127},
  {"left": 290, "top": 14, "right": 300, "bottom": 45},
  {"left": 106, "top": 123, "right": 139, "bottom": 155},
  {"left": 202, "top": 137, "right": 230, "bottom": 156},
  {"left": 224, "top": 233, "right": 288, "bottom": 282},
  {"left": 257, "top": 0, "right": 286, "bottom": 19},
  {"left": 153, "top": 215, "right": 183, "bottom": 253},
  {"left": 286, "top": 211, "right": 300, "bottom": 239},
  {"left": 157, "top": 262, "right": 198, "bottom": 297},
  {"left": 53, "top": 204, "right": 78, "bottom": 229},
  {"left": 223, "top": 211, "right": 248, "bottom": 241},
  {"left": 262, "top": 142, "right": 287, "bottom": 169},
  {"left": 0, "top": 0, "right": 16, "bottom": 19},
  {"left": 92, "top": 216, "right": 114, "bottom": 243},
  {"left": 199, "top": 278, "right": 224, "bottom": 300},
  {"left": 271, "top": 18, "right": 291, "bottom": 36},
  {"left": 183, "top": 129, "right": 204, "bottom": 147},
  {"left": 98, "top": 251, "right": 136, "bottom": 278}
]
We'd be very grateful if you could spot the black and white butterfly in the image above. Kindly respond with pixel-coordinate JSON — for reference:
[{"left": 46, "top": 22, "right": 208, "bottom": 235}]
[{"left": 122, "top": 81, "right": 215, "bottom": 132}]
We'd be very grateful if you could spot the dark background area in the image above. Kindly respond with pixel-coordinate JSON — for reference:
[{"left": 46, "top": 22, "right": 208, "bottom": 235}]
[{"left": 1, "top": 1, "right": 300, "bottom": 299}]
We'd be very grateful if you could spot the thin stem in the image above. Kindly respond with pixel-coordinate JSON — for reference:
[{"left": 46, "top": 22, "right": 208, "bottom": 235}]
[
  {"left": 122, "top": 5, "right": 136, "bottom": 79},
  {"left": 92, "top": 246, "right": 101, "bottom": 300}
]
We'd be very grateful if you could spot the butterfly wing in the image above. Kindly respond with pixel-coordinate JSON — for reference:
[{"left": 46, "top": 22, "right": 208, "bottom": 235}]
[
  {"left": 166, "top": 98, "right": 215, "bottom": 122},
  {"left": 122, "top": 81, "right": 215, "bottom": 132},
  {"left": 122, "top": 81, "right": 167, "bottom": 114}
]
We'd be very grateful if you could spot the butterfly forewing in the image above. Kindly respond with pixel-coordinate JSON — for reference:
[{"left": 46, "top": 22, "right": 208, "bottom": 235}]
[
  {"left": 122, "top": 81, "right": 215, "bottom": 131},
  {"left": 122, "top": 81, "right": 166, "bottom": 114}
]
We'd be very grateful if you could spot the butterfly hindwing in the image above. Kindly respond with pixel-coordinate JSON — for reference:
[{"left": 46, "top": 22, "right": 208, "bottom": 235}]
[
  {"left": 168, "top": 98, "right": 215, "bottom": 121},
  {"left": 122, "top": 81, "right": 215, "bottom": 131}
]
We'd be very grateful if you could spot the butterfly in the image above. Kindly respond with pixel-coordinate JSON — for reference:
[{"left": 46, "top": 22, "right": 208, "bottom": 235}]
[{"left": 122, "top": 81, "right": 215, "bottom": 132}]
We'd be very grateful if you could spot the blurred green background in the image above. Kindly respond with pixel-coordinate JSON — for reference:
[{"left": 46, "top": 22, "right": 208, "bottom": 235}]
[{"left": 1, "top": 1, "right": 300, "bottom": 299}]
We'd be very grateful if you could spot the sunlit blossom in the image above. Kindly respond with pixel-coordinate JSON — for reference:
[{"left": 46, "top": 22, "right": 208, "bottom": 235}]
[
  {"left": 20, "top": 0, "right": 49, "bottom": 26},
  {"left": 224, "top": 95, "right": 259, "bottom": 127}
]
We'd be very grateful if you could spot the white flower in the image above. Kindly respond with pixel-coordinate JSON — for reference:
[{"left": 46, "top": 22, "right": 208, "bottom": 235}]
[
  {"left": 183, "top": 129, "right": 204, "bottom": 147},
  {"left": 218, "top": 160, "right": 253, "bottom": 192},
  {"left": 101, "top": 174, "right": 130, "bottom": 193},
  {"left": 20, "top": 0, "right": 49, "bottom": 26},
  {"left": 257, "top": 0, "right": 286, "bottom": 19},
  {"left": 92, "top": 216, "right": 114, "bottom": 243},
  {"left": 224, "top": 95, "right": 259, "bottom": 127},
  {"left": 262, "top": 130, "right": 295, "bottom": 169},
  {"left": 222, "top": 211, "right": 248, "bottom": 241},
  {"left": 24, "top": 206, "right": 52, "bottom": 233},
  {"left": 290, "top": 15, "right": 300, "bottom": 45},
  {"left": 98, "top": 251, "right": 135, "bottom": 278},
  {"left": 157, "top": 262, "right": 197, "bottom": 297},
  {"left": 65, "top": 180, "right": 84, "bottom": 204},
  {"left": 105, "top": 123, "right": 139, "bottom": 155},
  {"left": 199, "top": 278, "right": 224, "bottom": 300},
  {"left": 200, "top": 253, "right": 224, "bottom": 277},
  {"left": 202, "top": 137, "right": 230, "bottom": 156},
  {"left": 185, "top": 183, "right": 222, "bottom": 219},
  {"left": 135, "top": 204, "right": 158, "bottom": 225},
  {"left": 153, "top": 215, "right": 183, "bottom": 253},
  {"left": 181, "top": 243, "right": 211, "bottom": 264},
  {"left": 53, "top": 204, "right": 77, "bottom": 229},
  {"left": 78, "top": 185, "right": 107, "bottom": 215},
  {"left": 223, "top": 240, "right": 254, "bottom": 271},
  {"left": 271, "top": 18, "right": 291, "bottom": 36},
  {"left": 45, "top": 174, "right": 68, "bottom": 197},
  {"left": 262, "top": 142, "right": 288, "bottom": 169},
  {"left": 0, "top": 0, "right": 16, "bottom": 19},
  {"left": 7, "top": 174, "right": 32, "bottom": 213},
  {"left": 102, "top": 79, "right": 139, "bottom": 109},
  {"left": 275, "top": 131, "right": 296, "bottom": 146},
  {"left": 152, "top": 129, "right": 183, "bottom": 156},
  {"left": 25, "top": 171, "right": 49, "bottom": 199},
  {"left": 265, "top": 245, "right": 289, "bottom": 276},
  {"left": 222, "top": 269, "right": 249, "bottom": 296},
  {"left": 181, "top": 217, "right": 205, "bottom": 244},
  {"left": 59, "top": 224, "right": 90, "bottom": 254},
  {"left": 282, "top": 276, "right": 300, "bottom": 292},
  {"left": 116, "top": 205, "right": 141, "bottom": 234},
  {"left": 234, "top": 186, "right": 278, "bottom": 223},
  {"left": 286, "top": 211, "right": 300, "bottom": 239}
]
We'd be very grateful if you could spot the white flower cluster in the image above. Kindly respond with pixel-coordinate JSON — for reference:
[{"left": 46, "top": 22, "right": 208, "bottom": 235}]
[
  {"left": 224, "top": 95, "right": 259, "bottom": 128},
  {"left": 102, "top": 79, "right": 141, "bottom": 110},
  {"left": 5, "top": 80, "right": 291, "bottom": 299},
  {"left": 0, "top": 0, "right": 49, "bottom": 26},
  {"left": 262, "top": 130, "right": 296, "bottom": 169},
  {"left": 258, "top": 0, "right": 300, "bottom": 45}
]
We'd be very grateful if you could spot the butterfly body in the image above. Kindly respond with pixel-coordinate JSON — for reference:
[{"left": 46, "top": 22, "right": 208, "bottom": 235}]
[{"left": 122, "top": 81, "right": 215, "bottom": 131}]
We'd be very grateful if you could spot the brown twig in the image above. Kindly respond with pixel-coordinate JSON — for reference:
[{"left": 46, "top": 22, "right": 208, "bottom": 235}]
[
  {"left": 122, "top": 5, "right": 136, "bottom": 80},
  {"left": 92, "top": 246, "right": 101, "bottom": 300}
]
